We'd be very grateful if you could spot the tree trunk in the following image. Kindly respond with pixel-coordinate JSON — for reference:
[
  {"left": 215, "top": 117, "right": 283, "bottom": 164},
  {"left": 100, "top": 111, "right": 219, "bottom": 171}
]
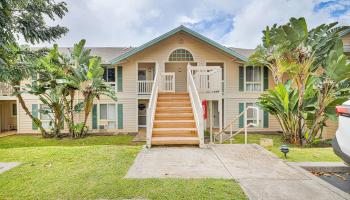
[{"left": 15, "top": 90, "right": 49, "bottom": 137}]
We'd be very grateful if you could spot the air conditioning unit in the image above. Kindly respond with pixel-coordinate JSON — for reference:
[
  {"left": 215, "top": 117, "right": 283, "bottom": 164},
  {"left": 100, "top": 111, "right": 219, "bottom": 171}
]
[{"left": 99, "top": 125, "right": 108, "bottom": 130}]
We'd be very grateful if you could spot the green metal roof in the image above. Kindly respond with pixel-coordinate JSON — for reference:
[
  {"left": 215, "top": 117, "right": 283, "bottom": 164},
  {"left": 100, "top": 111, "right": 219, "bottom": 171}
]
[{"left": 109, "top": 25, "right": 248, "bottom": 64}]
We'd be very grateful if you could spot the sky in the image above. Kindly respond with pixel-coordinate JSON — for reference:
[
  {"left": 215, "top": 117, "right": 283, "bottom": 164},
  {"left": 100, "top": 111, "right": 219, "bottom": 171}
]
[{"left": 25, "top": 0, "right": 350, "bottom": 49}]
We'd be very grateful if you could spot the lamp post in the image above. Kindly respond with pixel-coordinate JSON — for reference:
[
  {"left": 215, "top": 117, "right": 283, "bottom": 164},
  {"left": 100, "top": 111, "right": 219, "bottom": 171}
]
[{"left": 280, "top": 145, "right": 289, "bottom": 158}]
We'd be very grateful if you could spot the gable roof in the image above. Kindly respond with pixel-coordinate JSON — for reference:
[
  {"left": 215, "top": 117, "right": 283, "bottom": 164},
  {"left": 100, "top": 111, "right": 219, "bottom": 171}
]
[{"left": 109, "top": 25, "right": 248, "bottom": 64}]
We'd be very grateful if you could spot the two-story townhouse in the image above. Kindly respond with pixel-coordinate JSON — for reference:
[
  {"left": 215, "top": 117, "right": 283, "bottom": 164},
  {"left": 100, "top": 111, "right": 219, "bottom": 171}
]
[{"left": 0, "top": 26, "right": 349, "bottom": 146}]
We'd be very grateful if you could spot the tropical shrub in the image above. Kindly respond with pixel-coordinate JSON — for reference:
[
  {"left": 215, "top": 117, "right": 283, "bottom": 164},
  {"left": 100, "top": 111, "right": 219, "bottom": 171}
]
[
  {"left": 26, "top": 40, "right": 117, "bottom": 138},
  {"left": 250, "top": 17, "right": 350, "bottom": 145}
]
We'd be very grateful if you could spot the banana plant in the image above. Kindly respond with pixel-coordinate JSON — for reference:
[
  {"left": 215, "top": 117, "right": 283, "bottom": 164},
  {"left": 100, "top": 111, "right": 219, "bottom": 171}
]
[{"left": 251, "top": 17, "right": 350, "bottom": 145}]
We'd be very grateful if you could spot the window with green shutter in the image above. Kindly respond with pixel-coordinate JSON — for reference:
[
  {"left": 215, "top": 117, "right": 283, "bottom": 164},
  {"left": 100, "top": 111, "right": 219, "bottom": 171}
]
[
  {"left": 117, "top": 66, "right": 123, "bottom": 92},
  {"left": 118, "top": 104, "right": 123, "bottom": 129},
  {"left": 239, "top": 66, "right": 244, "bottom": 91},
  {"left": 239, "top": 103, "right": 244, "bottom": 128},
  {"left": 263, "top": 111, "right": 269, "bottom": 128},
  {"left": 263, "top": 66, "right": 269, "bottom": 91},
  {"left": 32, "top": 104, "right": 38, "bottom": 130}
]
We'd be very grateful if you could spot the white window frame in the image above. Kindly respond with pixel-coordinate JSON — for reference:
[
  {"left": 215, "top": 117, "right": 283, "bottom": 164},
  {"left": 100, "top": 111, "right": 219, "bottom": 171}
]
[
  {"left": 39, "top": 104, "right": 53, "bottom": 129},
  {"left": 11, "top": 103, "right": 17, "bottom": 117},
  {"left": 244, "top": 66, "right": 263, "bottom": 92},
  {"left": 103, "top": 66, "right": 116, "bottom": 91},
  {"left": 244, "top": 102, "right": 263, "bottom": 128},
  {"left": 98, "top": 103, "right": 116, "bottom": 129}
]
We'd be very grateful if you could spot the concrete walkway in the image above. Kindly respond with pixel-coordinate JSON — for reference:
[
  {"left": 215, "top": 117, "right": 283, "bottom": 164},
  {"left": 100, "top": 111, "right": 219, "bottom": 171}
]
[
  {"left": 125, "top": 144, "right": 350, "bottom": 200},
  {"left": 0, "top": 162, "right": 20, "bottom": 174}
]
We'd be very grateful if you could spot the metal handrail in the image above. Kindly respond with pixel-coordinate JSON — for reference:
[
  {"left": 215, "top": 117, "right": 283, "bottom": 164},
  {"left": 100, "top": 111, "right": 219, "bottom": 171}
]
[{"left": 212, "top": 106, "right": 260, "bottom": 144}]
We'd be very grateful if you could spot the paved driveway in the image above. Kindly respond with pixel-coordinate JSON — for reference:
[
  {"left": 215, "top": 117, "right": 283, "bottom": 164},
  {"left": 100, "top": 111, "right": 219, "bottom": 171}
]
[{"left": 125, "top": 144, "right": 350, "bottom": 200}]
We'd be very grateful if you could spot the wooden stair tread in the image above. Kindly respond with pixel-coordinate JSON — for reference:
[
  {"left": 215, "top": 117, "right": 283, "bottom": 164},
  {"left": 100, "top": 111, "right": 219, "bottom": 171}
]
[
  {"left": 152, "top": 136, "right": 199, "bottom": 141},
  {"left": 151, "top": 92, "right": 198, "bottom": 146},
  {"left": 153, "top": 128, "right": 197, "bottom": 131},
  {"left": 156, "top": 113, "right": 193, "bottom": 115},
  {"left": 151, "top": 136, "right": 200, "bottom": 145},
  {"left": 154, "top": 120, "right": 195, "bottom": 123}
]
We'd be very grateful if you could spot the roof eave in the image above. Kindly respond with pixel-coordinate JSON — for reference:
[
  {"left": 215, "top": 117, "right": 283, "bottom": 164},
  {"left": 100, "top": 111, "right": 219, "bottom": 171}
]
[{"left": 109, "top": 26, "right": 248, "bottom": 64}]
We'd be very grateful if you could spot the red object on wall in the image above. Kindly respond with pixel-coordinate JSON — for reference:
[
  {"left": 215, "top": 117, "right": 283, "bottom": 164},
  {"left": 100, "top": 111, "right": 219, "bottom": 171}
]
[{"left": 202, "top": 99, "right": 208, "bottom": 119}]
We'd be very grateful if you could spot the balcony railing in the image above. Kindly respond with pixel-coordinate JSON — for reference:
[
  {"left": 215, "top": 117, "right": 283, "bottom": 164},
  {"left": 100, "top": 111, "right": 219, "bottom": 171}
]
[
  {"left": 138, "top": 80, "right": 154, "bottom": 95},
  {"left": 0, "top": 83, "right": 14, "bottom": 96}
]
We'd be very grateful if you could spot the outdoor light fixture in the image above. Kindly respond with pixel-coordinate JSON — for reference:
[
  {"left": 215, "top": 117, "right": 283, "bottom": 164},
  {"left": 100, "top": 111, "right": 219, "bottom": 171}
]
[{"left": 280, "top": 145, "right": 289, "bottom": 158}]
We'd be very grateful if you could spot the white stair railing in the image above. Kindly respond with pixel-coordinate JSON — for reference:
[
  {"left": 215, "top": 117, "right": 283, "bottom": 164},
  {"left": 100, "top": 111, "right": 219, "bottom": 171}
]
[
  {"left": 146, "top": 65, "right": 160, "bottom": 148},
  {"left": 187, "top": 64, "right": 204, "bottom": 147},
  {"left": 188, "top": 66, "right": 221, "bottom": 98},
  {"left": 212, "top": 106, "right": 260, "bottom": 144}
]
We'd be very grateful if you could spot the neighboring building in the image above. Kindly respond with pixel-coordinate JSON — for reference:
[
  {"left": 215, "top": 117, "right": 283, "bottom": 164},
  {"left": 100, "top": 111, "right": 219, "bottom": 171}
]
[{"left": 0, "top": 26, "right": 349, "bottom": 145}]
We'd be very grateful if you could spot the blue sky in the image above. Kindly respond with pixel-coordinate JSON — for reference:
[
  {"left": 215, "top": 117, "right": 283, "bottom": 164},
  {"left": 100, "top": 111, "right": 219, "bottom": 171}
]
[{"left": 28, "top": 0, "right": 350, "bottom": 48}]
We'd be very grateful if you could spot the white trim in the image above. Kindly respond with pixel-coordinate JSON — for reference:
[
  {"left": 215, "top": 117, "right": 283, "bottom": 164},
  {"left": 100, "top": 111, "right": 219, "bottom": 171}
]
[
  {"left": 98, "top": 103, "right": 117, "bottom": 130},
  {"left": 243, "top": 66, "right": 263, "bottom": 92},
  {"left": 39, "top": 104, "right": 53, "bottom": 129},
  {"left": 11, "top": 103, "right": 17, "bottom": 117},
  {"left": 167, "top": 47, "right": 196, "bottom": 62},
  {"left": 103, "top": 65, "right": 116, "bottom": 91}
]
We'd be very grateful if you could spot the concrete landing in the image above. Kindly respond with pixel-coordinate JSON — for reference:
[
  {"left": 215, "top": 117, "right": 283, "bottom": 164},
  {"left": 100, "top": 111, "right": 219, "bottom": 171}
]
[
  {"left": 125, "top": 146, "right": 230, "bottom": 179},
  {"left": 125, "top": 144, "right": 350, "bottom": 200}
]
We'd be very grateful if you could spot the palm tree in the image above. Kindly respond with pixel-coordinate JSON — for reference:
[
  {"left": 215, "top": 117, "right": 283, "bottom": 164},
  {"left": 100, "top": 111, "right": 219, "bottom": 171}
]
[
  {"left": 0, "top": 46, "right": 49, "bottom": 137},
  {"left": 73, "top": 56, "right": 117, "bottom": 137}
]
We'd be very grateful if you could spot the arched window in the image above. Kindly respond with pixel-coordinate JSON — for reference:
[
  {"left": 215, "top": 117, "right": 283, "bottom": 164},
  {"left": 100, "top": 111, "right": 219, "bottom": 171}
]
[{"left": 169, "top": 49, "right": 194, "bottom": 61}]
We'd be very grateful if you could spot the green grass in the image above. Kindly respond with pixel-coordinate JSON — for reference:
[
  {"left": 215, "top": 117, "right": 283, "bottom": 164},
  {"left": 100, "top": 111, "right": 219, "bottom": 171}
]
[
  {"left": 232, "top": 134, "right": 341, "bottom": 162},
  {"left": 0, "top": 135, "right": 136, "bottom": 148},
  {"left": 0, "top": 136, "right": 247, "bottom": 200}
]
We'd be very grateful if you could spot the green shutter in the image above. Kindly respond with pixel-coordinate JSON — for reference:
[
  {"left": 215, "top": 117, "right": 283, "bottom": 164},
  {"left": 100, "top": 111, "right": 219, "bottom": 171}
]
[
  {"left": 117, "top": 66, "right": 123, "bottom": 92},
  {"left": 92, "top": 104, "right": 97, "bottom": 129},
  {"left": 263, "top": 66, "right": 269, "bottom": 91},
  {"left": 239, "top": 66, "right": 244, "bottom": 91},
  {"left": 32, "top": 104, "right": 38, "bottom": 130},
  {"left": 239, "top": 103, "right": 244, "bottom": 128},
  {"left": 263, "top": 111, "right": 269, "bottom": 128},
  {"left": 118, "top": 104, "right": 123, "bottom": 129}
]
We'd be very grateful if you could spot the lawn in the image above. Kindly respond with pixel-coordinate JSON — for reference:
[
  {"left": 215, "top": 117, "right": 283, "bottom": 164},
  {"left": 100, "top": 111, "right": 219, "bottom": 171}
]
[
  {"left": 232, "top": 134, "right": 341, "bottom": 162},
  {"left": 0, "top": 135, "right": 247, "bottom": 200}
]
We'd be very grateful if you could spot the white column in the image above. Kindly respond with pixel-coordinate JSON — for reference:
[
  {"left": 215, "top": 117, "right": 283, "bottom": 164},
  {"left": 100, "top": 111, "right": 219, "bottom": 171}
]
[
  {"left": 209, "top": 101, "right": 213, "bottom": 142},
  {"left": 218, "top": 99, "right": 222, "bottom": 132}
]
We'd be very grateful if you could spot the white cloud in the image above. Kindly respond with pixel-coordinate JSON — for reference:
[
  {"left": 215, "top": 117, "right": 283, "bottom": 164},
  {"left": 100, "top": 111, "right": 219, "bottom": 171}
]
[{"left": 22, "top": 0, "right": 350, "bottom": 49}]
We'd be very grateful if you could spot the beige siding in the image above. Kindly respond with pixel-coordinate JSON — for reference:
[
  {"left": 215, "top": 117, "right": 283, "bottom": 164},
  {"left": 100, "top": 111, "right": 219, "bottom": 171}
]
[
  {"left": 14, "top": 31, "right": 283, "bottom": 134},
  {"left": 341, "top": 33, "right": 350, "bottom": 45},
  {"left": 323, "top": 119, "right": 338, "bottom": 139},
  {"left": 17, "top": 99, "right": 38, "bottom": 134}
]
